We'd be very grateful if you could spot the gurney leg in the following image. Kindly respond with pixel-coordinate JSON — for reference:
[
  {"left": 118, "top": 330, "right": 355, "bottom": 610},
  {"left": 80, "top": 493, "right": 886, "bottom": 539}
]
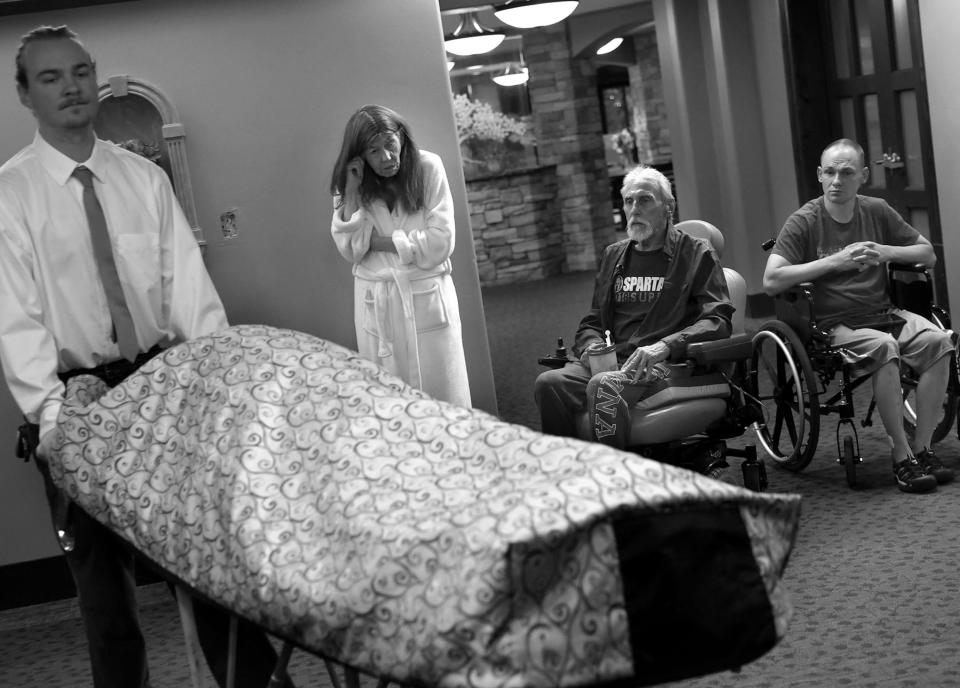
[
  {"left": 175, "top": 585, "right": 211, "bottom": 688},
  {"left": 323, "top": 660, "right": 344, "bottom": 688},
  {"left": 226, "top": 614, "right": 238, "bottom": 688},
  {"left": 267, "top": 642, "right": 294, "bottom": 688},
  {"left": 323, "top": 661, "right": 388, "bottom": 688}
]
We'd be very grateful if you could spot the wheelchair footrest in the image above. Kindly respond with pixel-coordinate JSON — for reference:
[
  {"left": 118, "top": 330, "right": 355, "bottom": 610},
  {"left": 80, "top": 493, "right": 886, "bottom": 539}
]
[{"left": 685, "top": 333, "right": 753, "bottom": 365}]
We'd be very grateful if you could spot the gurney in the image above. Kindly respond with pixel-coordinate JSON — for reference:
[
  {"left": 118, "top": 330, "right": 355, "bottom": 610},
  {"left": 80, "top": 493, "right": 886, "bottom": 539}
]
[{"left": 45, "top": 324, "right": 801, "bottom": 687}]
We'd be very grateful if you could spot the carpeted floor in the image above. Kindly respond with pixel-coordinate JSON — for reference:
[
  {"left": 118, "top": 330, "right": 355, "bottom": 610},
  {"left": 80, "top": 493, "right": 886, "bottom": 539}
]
[
  {"left": 482, "top": 270, "right": 960, "bottom": 688},
  {"left": 2, "top": 269, "right": 959, "bottom": 687}
]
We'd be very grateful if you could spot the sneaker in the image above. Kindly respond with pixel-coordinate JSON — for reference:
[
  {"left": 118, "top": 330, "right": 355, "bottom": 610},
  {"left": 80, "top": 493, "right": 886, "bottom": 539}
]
[
  {"left": 893, "top": 458, "right": 938, "bottom": 493},
  {"left": 915, "top": 448, "right": 955, "bottom": 485}
]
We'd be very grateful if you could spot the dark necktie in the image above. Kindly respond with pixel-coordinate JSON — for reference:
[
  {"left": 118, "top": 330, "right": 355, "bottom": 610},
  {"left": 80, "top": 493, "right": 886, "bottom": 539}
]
[{"left": 73, "top": 166, "right": 139, "bottom": 362}]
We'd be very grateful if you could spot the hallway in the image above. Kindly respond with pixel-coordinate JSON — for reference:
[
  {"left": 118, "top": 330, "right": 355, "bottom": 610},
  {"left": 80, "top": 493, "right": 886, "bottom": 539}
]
[{"left": 1, "top": 269, "right": 959, "bottom": 687}]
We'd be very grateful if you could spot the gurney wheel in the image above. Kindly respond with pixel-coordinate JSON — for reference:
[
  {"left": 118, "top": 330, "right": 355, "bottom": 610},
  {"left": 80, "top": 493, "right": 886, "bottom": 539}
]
[
  {"left": 742, "top": 463, "right": 760, "bottom": 491},
  {"left": 842, "top": 436, "right": 858, "bottom": 489},
  {"left": 741, "top": 459, "right": 766, "bottom": 492}
]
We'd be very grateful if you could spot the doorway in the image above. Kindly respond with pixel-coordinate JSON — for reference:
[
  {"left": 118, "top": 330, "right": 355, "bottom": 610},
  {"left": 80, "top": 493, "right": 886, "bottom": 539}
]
[{"left": 783, "top": 0, "right": 946, "bottom": 303}]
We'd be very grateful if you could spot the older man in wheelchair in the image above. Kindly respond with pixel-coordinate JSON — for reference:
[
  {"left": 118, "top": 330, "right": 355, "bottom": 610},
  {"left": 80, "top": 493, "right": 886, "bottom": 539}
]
[
  {"left": 535, "top": 165, "right": 764, "bottom": 486},
  {"left": 762, "top": 137, "right": 954, "bottom": 494}
]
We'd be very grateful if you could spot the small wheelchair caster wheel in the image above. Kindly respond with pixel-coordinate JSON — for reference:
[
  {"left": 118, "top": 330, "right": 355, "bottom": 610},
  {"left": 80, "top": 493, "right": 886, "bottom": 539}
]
[{"left": 842, "top": 436, "right": 859, "bottom": 489}]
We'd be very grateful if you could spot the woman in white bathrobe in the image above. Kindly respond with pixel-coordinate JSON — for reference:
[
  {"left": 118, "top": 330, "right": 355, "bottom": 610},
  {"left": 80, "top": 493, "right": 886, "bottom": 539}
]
[{"left": 330, "top": 105, "right": 471, "bottom": 407}]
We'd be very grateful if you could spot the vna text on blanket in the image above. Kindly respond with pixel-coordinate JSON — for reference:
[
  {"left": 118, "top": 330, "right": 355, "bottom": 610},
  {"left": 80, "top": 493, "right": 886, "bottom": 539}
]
[{"left": 45, "top": 324, "right": 801, "bottom": 688}]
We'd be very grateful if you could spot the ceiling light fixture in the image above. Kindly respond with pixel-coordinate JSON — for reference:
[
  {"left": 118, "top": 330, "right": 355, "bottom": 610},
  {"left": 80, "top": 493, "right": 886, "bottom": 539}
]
[
  {"left": 444, "top": 11, "right": 506, "bottom": 56},
  {"left": 494, "top": 0, "right": 579, "bottom": 29},
  {"left": 492, "top": 63, "right": 529, "bottom": 87},
  {"left": 596, "top": 37, "right": 624, "bottom": 55}
]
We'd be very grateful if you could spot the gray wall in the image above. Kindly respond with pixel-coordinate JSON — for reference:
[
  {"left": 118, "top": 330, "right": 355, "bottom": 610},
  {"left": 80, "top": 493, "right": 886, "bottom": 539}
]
[
  {"left": 0, "top": 0, "right": 496, "bottom": 566},
  {"left": 652, "top": 0, "right": 798, "bottom": 291},
  {"left": 921, "top": 0, "right": 960, "bottom": 328}
]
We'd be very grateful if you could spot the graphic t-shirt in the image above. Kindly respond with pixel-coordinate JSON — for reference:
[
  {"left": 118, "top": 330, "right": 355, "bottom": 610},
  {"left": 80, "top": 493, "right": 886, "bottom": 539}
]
[
  {"left": 611, "top": 247, "right": 669, "bottom": 347},
  {"left": 773, "top": 195, "right": 919, "bottom": 327}
]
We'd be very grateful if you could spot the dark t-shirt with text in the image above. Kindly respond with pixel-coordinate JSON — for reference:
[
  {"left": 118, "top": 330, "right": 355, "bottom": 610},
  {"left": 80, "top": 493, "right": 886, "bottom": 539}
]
[{"left": 611, "top": 247, "right": 669, "bottom": 347}]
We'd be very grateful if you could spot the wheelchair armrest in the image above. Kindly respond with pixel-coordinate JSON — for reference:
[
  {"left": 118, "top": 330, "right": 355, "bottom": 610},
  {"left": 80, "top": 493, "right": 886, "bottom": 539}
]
[
  {"left": 889, "top": 262, "right": 928, "bottom": 274},
  {"left": 783, "top": 282, "right": 814, "bottom": 297},
  {"left": 685, "top": 333, "right": 753, "bottom": 365}
]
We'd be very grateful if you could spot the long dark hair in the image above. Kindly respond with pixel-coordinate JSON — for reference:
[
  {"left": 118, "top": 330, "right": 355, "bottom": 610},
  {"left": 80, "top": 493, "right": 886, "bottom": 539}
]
[{"left": 330, "top": 104, "right": 424, "bottom": 214}]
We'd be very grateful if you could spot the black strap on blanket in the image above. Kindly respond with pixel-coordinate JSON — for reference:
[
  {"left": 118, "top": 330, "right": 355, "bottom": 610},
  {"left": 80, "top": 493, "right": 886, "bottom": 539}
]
[
  {"left": 14, "top": 345, "right": 165, "bottom": 463},
  {"left": 57, "top": 344, "right": 165, "bottom": 388},
  {"left": 15, "top": 422, "right": 39, "bottom": 462}
]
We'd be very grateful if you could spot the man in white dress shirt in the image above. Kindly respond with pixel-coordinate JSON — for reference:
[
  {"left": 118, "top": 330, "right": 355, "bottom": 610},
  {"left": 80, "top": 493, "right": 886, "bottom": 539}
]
[{"left": 0, "top": 25, "right": 293, "bottom": 688}]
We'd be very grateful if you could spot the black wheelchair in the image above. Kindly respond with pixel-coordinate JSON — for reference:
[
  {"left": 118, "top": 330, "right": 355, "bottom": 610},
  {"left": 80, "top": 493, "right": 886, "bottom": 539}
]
[{"left": 748, "top": 252, "right": 960, "bottom": 488}]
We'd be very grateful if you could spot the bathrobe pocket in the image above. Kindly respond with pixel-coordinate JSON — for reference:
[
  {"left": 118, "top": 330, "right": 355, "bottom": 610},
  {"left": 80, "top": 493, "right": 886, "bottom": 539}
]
[{"left": 412, "top": 282, "right": 449, "bottom": 333}]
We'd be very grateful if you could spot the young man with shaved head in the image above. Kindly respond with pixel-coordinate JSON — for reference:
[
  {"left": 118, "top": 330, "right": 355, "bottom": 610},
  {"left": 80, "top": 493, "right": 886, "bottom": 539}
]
[{"left": 764, "top": 138, "right": 954, "bottom": 493}]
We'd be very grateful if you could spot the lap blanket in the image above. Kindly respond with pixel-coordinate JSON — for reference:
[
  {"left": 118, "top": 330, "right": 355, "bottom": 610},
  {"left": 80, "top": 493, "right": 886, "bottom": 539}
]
[{"left": 47, "top": 324, "right": 801, "bottom": 688}]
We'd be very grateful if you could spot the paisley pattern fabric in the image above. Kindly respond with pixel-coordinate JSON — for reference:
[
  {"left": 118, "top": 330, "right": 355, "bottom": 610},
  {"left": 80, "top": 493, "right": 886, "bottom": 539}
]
[{"left": 47, "top": 324, "right": 801, "bottom": 687}]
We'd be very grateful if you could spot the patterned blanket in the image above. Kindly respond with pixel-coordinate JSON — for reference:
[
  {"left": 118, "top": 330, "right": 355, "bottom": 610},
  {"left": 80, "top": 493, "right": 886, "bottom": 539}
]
[{"left": 47, "top": 324, "right": 801, "bottom": 687}]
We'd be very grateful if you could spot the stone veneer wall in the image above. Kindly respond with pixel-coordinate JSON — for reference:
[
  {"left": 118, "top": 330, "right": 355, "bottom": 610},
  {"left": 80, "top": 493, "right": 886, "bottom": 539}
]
[
  {"left": 523, "top": 23, "right": 617, "bottom": 271},
  {"left": 628, "top": 30, "right": 672, "bottom": 164},
  {"left": 468, "top": 165, "right": 563, "bottom": 286}
]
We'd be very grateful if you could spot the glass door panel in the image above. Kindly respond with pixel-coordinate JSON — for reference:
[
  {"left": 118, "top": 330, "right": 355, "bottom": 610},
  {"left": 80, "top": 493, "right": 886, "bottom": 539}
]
[
  {"left": 891, "top": 0, "right": 913, "bottom": 70},
  {"left": 864, "top": 94, "right": 885, "bottom": 189},
  {"left": 908, "top": 208, "right": 929, "bottom": 239},
  {"left": 897, "top": 89, "right": 924, "bottom": 190},
  {"left": 853, "top": 0, "right": 876, "bottom": 75},
  {"left": 831, "top": 0, "right": 853, "bottom": 79}
]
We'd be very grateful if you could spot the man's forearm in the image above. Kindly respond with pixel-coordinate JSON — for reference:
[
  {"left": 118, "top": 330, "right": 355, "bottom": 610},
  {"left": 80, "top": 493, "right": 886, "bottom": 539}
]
[
  {"left": 763, "top": 256, "right": 839, "bottom": 295},
  {"left": 884, "top": 242, "right": 935, "bottom": 267}
]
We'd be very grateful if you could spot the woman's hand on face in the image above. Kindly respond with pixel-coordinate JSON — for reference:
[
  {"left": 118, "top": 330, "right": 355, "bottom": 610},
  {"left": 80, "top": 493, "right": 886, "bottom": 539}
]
[
  {"left": 340, "top": 157, "right": 363, "bottom": 220},
  {"left": 345, "top": 157, "right": 364, "bottom": 193}
]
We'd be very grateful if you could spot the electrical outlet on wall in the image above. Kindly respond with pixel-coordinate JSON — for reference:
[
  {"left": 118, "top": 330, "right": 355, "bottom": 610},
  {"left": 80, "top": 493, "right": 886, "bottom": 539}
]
[{"left": 219, "top": 208, "right": 239, "bottom": 239}]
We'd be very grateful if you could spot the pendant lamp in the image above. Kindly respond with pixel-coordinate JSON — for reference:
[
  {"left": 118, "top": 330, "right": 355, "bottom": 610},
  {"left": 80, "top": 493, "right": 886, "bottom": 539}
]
[
  {"left": 596, "top": 37, "right": 624, "bottom": 55},
  {"left": 444, "top": 12, "right": 506, "bottom": 56},
  {"left": 493, "top": 0, "right": 579, "bottom": 29},
  {"left": 492, "top": 63, "right": 529, "bottom": 87}
]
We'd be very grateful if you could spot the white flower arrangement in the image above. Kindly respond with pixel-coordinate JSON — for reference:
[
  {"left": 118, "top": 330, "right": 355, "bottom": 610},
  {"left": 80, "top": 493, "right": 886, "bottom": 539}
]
[
  {"left": 115, "top": 138, "right": 162, "bottom": 164},
  {"left": 454, "top": 93, "right": 531, "bottom": 144},
  {"left": 452, "top": 93, "right": 536, "bottom": 177}
]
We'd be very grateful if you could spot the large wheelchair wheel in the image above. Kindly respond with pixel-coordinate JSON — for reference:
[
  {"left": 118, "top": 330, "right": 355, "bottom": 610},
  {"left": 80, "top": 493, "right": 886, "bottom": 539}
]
[
  {"left": 902, "top": 381, "right": 958, "bottom": 445},
  {"left": 749, "top": 321, "right": 820, "bottom": 471}
]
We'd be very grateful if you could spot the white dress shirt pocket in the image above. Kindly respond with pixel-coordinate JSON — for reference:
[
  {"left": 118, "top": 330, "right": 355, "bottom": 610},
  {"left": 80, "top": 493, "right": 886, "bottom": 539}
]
[{"left": 115, "top": 233, "right": 160, "bottom": 289}]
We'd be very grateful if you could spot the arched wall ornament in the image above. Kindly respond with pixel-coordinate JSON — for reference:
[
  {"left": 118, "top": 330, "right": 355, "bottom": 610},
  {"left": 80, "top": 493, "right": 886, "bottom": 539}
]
[{"left": 97, "top": 75, "right": 205, "bottom": 246}]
